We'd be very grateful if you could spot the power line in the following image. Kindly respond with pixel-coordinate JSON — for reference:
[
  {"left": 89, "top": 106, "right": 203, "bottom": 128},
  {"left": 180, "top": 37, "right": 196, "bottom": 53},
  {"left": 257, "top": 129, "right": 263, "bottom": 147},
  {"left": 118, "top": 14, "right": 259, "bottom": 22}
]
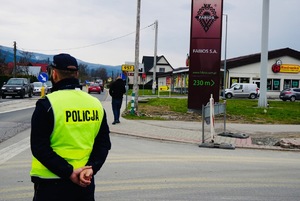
[{"left": 20, "top": 23, "right": 155, "bottom": 53}]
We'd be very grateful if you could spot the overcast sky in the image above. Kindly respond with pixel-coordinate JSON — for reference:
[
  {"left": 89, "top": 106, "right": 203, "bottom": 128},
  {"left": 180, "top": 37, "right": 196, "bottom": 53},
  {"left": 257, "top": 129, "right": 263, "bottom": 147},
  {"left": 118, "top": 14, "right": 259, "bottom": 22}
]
[{"left": 1, "top": 0, "right": 299, "bottom": 68}]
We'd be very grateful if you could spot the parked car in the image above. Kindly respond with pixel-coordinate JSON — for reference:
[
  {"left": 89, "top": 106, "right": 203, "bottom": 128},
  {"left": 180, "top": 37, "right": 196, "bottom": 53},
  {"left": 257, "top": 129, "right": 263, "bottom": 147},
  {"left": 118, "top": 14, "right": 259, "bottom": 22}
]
[
  {"left": 32, "top": 82, "right": 48, "bottom": 96},
  {"left": 279, "top": 88, "right": 300, "bottom": 102},
  {"left": 225, "top": 83, "right": 259, "bottom": 99},
  {"left": 88, "top": 83, "right": 101, "bottom": 94},
  {"left": 1, "top": 78, "right": 33, "bottom": 99}
]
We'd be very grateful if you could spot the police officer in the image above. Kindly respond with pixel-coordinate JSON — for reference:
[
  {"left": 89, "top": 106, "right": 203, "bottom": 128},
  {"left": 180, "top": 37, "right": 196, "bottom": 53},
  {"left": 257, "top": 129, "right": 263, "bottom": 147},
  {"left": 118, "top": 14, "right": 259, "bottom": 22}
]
[{"left": 30, "top": 53, "right": 111, "bottom": 201}]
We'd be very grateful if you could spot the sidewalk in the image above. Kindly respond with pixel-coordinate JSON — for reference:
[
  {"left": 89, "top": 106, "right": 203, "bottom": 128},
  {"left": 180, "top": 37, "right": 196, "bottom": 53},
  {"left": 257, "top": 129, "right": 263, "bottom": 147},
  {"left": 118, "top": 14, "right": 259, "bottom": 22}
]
[
  {"left": 103, "top": 95, "right": 300, "bottom": 151},
  {"left": 1, "top": 96, "right": 300, "bottom": 151}
]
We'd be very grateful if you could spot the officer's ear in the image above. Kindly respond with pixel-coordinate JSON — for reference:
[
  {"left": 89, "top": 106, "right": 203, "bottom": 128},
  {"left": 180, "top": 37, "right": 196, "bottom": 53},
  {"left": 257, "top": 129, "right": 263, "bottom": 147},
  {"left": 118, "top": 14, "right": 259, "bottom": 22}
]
[{"left": 52, "top": 69, "right": 59, "bottom": 82}]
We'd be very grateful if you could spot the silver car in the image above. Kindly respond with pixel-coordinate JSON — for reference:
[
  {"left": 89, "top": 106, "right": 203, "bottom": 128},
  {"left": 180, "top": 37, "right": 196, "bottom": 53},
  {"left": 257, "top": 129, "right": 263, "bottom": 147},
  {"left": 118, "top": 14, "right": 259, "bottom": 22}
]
[
  {"left": 279, "top": 88, "right": 300, "bottom": 102},
  {"left": 32, "top": 82, "right": 48, "bottom": 96}
]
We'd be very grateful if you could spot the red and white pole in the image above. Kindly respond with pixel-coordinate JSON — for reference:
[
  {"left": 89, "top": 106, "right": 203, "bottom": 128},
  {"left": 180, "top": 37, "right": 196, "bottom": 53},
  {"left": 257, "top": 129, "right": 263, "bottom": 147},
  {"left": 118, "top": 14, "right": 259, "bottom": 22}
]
[{"left": 210, "top": 94, "right": 215, "bottom": 142}]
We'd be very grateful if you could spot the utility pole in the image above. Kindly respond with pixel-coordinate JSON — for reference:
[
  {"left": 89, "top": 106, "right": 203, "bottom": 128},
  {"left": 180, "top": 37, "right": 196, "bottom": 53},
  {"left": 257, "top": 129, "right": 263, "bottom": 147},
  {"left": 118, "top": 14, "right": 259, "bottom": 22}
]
[
  {"left": 152, "top": 20, "right": 158, "bottom": 95},
  {"left": 258, "top": 0, "right": 269, "bottom": 108},
  {"left": 132, "top": 0, "right": 141, "bottom": 114},
  {"left": 13, "top": 41, "right": 17, "bottom": 78}
]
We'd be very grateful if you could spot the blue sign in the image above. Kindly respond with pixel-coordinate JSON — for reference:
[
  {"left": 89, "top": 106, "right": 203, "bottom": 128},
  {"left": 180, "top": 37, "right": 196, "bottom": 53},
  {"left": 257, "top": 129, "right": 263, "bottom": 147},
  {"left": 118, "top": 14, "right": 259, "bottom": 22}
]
[
  {"left": 121, "top": 73, "right": 126, "bottom": 80},
  {"left": 38, "top": 72, "right": 49, "bottom": 83}
]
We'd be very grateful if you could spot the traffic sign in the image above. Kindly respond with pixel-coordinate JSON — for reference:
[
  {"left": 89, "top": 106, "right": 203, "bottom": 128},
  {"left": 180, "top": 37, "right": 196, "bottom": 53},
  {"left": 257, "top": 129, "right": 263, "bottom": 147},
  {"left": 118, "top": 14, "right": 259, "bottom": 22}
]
[
  {"left": 121, "top": 73, "right": 126, "bottom": 80},
  {"left": 38, "top": 72, "right": 48, "bottom": 83},
  {"left": 122, "top": 64, "right": 134, "bottom": 72},
  {"left": 159, "top": 85, "right": 169, "bottom": 91}
]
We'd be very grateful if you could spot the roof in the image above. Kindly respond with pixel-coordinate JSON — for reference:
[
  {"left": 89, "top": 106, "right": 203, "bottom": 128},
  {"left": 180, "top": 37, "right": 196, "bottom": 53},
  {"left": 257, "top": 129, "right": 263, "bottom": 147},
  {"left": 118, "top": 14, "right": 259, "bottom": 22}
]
[
  {"left": 173, "top": 67, "right": 189, "bottom": 74},
  {"left": 30, "top": 63, "right": 48, "bottom": 72},
  {"left": 142, "top": 55, "right": 173, "bottom": 73},
  {"left": 222, "top": 48, "right": 300, "bottom": 69},
  {"left": 28, "top": 66, "right": 41, "bottom": 76},
  {"left": 7, "top": 62, "right": 48, "bottom": 72}
]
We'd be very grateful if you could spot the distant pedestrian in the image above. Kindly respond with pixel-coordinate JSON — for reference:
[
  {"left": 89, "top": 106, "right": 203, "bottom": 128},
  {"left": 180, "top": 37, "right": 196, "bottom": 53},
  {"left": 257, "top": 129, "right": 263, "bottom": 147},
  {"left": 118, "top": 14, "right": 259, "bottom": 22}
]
[{"left": 109, "top": 76, "right": 126, "bottom": 125}]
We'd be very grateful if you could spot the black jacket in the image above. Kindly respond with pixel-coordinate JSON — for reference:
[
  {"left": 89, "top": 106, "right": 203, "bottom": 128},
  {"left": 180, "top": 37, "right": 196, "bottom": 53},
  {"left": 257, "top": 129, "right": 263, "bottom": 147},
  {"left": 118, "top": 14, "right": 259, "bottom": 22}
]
[
  {"left": 109, "top": 78, "right": 126, "bottom": 99},
  {"left": 30, "top": 78, "right": 111, "bottom": 182}
]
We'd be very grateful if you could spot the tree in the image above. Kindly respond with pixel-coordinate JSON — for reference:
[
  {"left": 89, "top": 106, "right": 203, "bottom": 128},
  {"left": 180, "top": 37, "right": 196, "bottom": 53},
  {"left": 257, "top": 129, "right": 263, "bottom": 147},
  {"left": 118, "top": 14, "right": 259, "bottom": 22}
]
[
  {"left": 14, "top": 51, "right": 33, "bottom": 76},
  {"left": 90, "top": 67, "right": 108, "bottom": 82},
  {"left": 98, "top": 68, "right": 108, "bottom": 81},
  {"left": 0, "top": 47, "right": 8, "bottom": 75},
  {"left": 78, "top": 63, "right": 89, "bottom": 83},
  {"left": 19, "top": 51, "right": 33, "bottom": 64}
]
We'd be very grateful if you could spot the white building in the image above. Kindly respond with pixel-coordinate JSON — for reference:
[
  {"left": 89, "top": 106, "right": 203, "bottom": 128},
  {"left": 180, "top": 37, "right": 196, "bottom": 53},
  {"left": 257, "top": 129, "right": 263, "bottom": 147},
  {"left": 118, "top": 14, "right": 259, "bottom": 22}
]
[
  {"left": 223, "top": 48, "right": 300, "bottom": 98},
  {"left": 125, "top": 55, "right": 174, "bottom": 87},
  {"left": 126, "top": 48, "right": 300, "bottom": 98}
]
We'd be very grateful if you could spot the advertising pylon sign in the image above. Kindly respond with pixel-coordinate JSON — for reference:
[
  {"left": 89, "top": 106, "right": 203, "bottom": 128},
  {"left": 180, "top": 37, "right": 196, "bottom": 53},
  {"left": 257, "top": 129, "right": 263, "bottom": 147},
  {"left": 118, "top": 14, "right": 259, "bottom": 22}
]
[{"left": 188, "top": 0, "right": 223, "bottom": 110}]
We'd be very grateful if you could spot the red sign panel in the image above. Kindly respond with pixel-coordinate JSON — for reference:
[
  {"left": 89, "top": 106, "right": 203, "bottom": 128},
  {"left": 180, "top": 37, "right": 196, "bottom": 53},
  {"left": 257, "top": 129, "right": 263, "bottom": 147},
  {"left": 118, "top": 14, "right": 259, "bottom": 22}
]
[{"left": 188, "top": 0, "right": 223, "bottom": 110}]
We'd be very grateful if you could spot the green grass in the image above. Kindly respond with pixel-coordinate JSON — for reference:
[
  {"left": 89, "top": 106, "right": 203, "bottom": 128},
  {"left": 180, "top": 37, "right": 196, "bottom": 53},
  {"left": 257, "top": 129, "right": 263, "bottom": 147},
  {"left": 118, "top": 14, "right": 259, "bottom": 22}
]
[
  {"left": 225, "top": 99, "right": 300, "bottom": 124},
  {"left": 126, "top": 89, "right": 187, "bottom": 96},
  {"left": 123, "top": 98, "right": 300, "bottom": 124}
]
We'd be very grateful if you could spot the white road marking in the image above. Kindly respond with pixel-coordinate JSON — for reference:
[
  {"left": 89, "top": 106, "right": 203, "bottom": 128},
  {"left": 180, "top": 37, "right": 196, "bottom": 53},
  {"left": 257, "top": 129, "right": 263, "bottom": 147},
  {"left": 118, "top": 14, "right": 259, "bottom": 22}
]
[{"left": 0, "top": 137, "right": 30, "bottom": 165}]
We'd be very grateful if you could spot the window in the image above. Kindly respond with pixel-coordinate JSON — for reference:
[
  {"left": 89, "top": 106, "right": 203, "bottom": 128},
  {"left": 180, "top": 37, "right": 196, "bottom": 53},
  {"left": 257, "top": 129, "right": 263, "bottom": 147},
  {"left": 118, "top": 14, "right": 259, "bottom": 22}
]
[
  {"left": 240, "top": 77, "right": 250, "bottom": 83},
  {"left": 267, "top": 79, "right": 280, "bottom": 91},
  {"left": 159, "top": 68, "right": 165, "bottom": 72},
  {"left": 284, "top": 79, "right": 299, "bottom": 89},
  {"left": 230, "top": 77, "right": 250, "bottom": 87}
]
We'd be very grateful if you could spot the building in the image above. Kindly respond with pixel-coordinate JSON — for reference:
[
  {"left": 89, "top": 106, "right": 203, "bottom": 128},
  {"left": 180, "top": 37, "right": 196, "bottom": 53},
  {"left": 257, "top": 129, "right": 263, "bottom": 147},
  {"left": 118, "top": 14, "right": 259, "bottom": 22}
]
[
  {"left": 125, "top": 55, "right": 174, "bottom": 87},
  {"left": 123, "top": 48, "right": 300, "bottom": 98},
  {"left": 7, "top": 62, "right": 48, "bottom": 76},
  {"left": 223, "top": 48, "right": 300, "bottom": 98}
]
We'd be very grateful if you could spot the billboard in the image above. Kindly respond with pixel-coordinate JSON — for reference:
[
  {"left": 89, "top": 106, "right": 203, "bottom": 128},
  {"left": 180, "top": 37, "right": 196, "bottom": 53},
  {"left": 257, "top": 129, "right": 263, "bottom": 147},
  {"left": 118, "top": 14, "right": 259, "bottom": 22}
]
[{"left": 188, "top": 0, "right": 223, "bottom": 110}]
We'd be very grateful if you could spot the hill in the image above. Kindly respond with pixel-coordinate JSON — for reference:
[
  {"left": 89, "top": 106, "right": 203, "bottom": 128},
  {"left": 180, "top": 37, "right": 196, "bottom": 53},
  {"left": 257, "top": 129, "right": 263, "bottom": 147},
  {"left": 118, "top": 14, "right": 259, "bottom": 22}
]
[{"left": 0, "top": 45, "right": 121, "bottom": 75}]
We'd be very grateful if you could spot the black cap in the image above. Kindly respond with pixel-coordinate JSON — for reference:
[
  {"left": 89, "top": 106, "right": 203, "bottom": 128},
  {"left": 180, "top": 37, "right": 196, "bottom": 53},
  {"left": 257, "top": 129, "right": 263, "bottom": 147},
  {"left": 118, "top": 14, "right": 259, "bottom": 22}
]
[{"left": 51, "top": 53, "right": 78, "bottom": 71}]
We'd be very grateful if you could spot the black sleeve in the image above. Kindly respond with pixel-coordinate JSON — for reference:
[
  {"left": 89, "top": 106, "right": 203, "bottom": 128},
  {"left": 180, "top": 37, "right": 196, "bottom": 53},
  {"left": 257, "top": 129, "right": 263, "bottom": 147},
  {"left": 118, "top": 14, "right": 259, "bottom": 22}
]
[
  {"left": 30, "top": 98, "right": 73, "bottom": 180},
  {"left": 109, "top": 83, "right": 114, "bottom": 97},
  {"left": 122, "top": 82, "right": 126, "bottom": 94},
  {"left": 86, "top": 110, "right": 111, "bottom": 175}
]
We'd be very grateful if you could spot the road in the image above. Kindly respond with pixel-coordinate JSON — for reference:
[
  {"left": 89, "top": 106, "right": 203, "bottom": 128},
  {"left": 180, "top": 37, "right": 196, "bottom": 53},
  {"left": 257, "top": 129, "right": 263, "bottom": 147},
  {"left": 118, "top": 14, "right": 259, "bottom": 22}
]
[
  {"left": 1, "top": 92, "right": 300, "bottom": 200},
  {"left": 0, "top": 91, "right": 107, "bottom": 143},
  {"left": 1, "top": 132, "right": 300, "bottom": 200}
]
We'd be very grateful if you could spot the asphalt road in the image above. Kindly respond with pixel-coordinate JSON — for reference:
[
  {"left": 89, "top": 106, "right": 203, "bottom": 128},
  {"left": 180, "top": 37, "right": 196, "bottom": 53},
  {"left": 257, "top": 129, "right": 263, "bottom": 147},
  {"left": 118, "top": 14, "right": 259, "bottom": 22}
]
[
  {"left": 1, "top": 92, "right": 300, "bottom": 200},
  {"left": 0, "top": 108, "right": 33, "bottom": 143},
  {"left": 0, "top": 91, "right": 107, "bottom": 143},
  {"left": 1, "top": 130, "right": 300, "bottom": 201}
]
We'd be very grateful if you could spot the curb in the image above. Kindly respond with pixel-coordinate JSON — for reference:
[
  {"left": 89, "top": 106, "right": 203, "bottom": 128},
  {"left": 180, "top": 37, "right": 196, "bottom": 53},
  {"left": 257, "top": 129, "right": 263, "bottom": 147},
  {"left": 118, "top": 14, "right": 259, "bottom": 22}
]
[{"left": 110, "top": 128, "right": 300, "bottom": 152}]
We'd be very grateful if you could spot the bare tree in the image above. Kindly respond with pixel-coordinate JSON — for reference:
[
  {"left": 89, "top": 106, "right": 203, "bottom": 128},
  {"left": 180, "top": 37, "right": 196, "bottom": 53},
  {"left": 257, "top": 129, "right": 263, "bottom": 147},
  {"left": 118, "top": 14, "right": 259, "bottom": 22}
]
[
  {"left": 90, "top": 67, "right": 108, "bottom": 82},
  {"left": 14, "top": 50, "right": 33, "bottom": 76},
  {"left": 19, "top": 51, "right": 33, "bottom": 64},
  {"left": 0, "top": 47, "right": 8, "bottom": 75},
  {"left": 98, "top": 68, "right": 108, "bottom": 81},
  {"left": 78, "top": 63, "right": 89, "bottom": 83}
]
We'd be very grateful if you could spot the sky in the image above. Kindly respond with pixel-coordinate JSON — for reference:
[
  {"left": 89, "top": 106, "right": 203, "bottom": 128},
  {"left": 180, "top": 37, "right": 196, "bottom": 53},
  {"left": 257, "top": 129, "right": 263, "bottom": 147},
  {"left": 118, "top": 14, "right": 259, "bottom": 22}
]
[{"left": 1, "top": 0, "right": 300, "bottom": 68}]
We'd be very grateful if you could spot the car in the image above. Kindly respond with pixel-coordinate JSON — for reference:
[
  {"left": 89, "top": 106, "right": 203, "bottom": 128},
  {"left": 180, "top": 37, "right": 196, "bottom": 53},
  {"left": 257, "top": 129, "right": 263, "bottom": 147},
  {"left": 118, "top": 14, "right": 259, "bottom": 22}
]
[
  {"left": 279, "top": 88, "right": 300, "bottom": 102},
  {"left": 32, "top": 82, "right": 48, "bottom": 96},
  {"left": 95, "top": 79, "right": 104, "bottom": 92},
  {"left": 45, "top": 81, "right": 53, "bottom": 93},
  {"left": 225, "top": 83, "right": 259, "bottom": 99},
  {"left": 1, "top": 78, "right": 33, "bottom": 99},
  {"left": 88, "top": 83, "right": 101, "bottom": 94}
]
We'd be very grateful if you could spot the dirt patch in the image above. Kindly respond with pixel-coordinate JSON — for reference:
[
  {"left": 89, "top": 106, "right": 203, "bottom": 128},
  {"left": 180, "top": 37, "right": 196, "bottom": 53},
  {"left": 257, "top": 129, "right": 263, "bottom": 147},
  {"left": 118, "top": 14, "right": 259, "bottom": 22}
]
[
  {"left": 136, "top": 105, "right": 300, "bottom": 147},
  {"left": 138, "top": 105, "right": 202, "bottom": 121}
]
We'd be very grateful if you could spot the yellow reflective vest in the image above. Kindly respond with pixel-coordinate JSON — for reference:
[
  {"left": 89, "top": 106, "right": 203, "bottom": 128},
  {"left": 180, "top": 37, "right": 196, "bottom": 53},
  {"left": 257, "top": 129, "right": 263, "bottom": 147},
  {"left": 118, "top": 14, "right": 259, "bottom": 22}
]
[{"left": 30, "top": 89, "right": 104, "bottom": 179}]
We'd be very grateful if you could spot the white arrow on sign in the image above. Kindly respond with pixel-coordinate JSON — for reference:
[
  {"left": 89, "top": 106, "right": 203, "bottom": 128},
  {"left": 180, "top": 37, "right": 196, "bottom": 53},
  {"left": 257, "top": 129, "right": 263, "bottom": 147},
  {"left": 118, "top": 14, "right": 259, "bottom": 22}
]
[{"left": 40, "top": 74, "right": 47, "bottom": 82}]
